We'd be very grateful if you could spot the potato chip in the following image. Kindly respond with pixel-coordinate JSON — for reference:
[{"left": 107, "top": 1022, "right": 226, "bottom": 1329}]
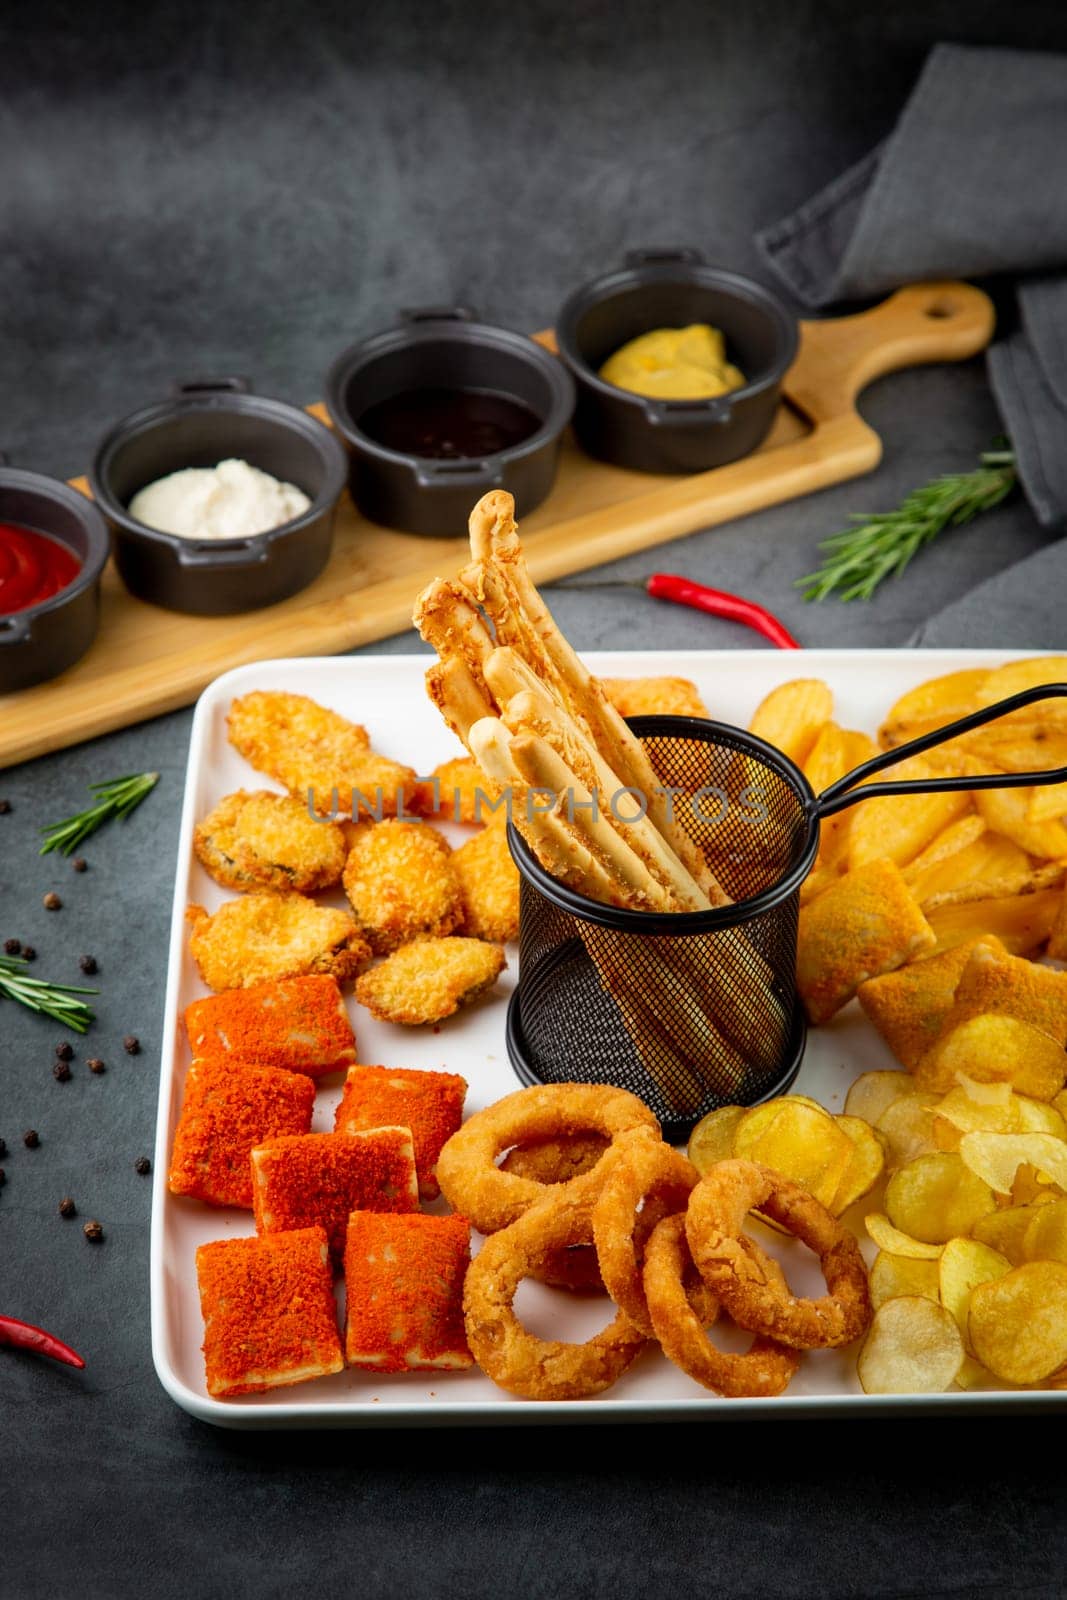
[
  {"left": 964, "top": 726, "right": 1067, "bottom": 774},
  {"left": 913, "top": 1014, "right": 1067, "bottom": 1101},
  {"left": 847, "top": 756, "right": 972, "bottom": 873},
  {"left": 953, "top": 1354, "right": 995, "bottom": 1390},
  {"left": 844, "top": 1070, "right": 923, "bottom": 1126},
  {"left": 878, "top": 669, "right": 989, "bottom": 751},
  {"left": 968, "top": 1260, "right": 1067, "bottom": 1383},
  {"left": 748, "top": 678, "right": 833, "bottom": 766},
  {"left": 958, "top": 1131, "right": 1067, "bottom": 1197},
  {"left": 868, "top": 1252, "right": 940, "bottom": 1310},
  {"left": 797, "top": 859, "right": 936, "bottom": 1026},
  {"left": 686, "top": 1105, "right": 746, "bottom": 1175},
  {"left": 926, "top": 888, "right": 1062, "bottom": 958},
  {"left": 1011, "top": 1165, "right": 1061, "bottom": 1207},
  {"left": 865, "top": 1211, "right": 944, "bottom": 1260},
  {"left": 1021, "top": 1196, "right": 1067, "bottom": 1264},
  {"left": 906, "top": 830, "right": 1034, "bottom": 907},
  {"left": 857, "top": 1297, "right": 964, "bottom": 1394},
  {"left": 972, "top": 1205, "right": 1042, "bottom": 1266},
  {"left": 733, "top": 1099, "right": 854, "bottom": 1209},
  {"left": 937, "top": 1237, "right": 1012, "bottom": 1349},
  {"left": 932, "top": 1082, "right": 1020, "bottom": 1150},
  {"left": 876, "top": 1094, "right": 939, "bottom": 1169},
  {"left": 885, "top": 1153, "right": 996, "bottom": 1244},
  {"left": 975, "top": 786, "right": 1067, "bottom": 860},
  {"left": 1017, "top": 1096, "right": 1067, "bottom": 1138},
  {"left": 830, "top": 1114, "right": 886, "bottom": 1213}
]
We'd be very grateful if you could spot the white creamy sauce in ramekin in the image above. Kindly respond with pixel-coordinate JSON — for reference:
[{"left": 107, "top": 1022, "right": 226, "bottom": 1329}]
[{"left": 129, "top": 459, "right": 311, "bottom": 540}]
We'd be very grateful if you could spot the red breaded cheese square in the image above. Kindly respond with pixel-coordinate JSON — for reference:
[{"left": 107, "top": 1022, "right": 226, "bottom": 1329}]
[
  {"left": 196, "top": 1226, "right": 343, "bottom": 1398},
  {"left": 183, "top": 975, "right": 357, "bottom": 1078},
  {"left": 251, "top": 1130, "right": 419, "bottom": 1259},
  {"left": 168, "top": 1057, "right": 315, "bottom": 1209},
  {"left": 343, "top": 1211, "right": 473, "bottom": 1372},
  {"left": 334, "top": 1065, "right": 467, "bottom": 1200}
]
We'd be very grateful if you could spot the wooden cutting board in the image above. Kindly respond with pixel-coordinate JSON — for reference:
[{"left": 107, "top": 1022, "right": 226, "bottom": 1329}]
[{"left": 0, "top": 280, "right": 993, "bottom": 769}]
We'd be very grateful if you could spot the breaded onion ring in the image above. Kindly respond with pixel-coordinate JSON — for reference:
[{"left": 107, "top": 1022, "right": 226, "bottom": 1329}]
[
  {"left": 500, "top": 1133, "right": 610, "bottom": 1185},
  {"left": 686, "top": 1160, "right": 872, "bottom": 1351},
  {"left": 500, "top": 1135, "right": 613, "bottom": 1293},
  {"left": 592, "top": 1134, "right": 715, "bottom": 1336},
  {"left": 462, "top": 1184, "right": 648, "bottom": 1399},
  {"left": 437, "top": 1083, "right": 659, "bottom": 1235},
  {"left": 643, "top": 1215, "right": 800, "bottom": 1397}
]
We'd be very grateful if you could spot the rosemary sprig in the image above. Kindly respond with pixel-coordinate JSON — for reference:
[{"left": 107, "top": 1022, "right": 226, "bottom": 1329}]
[
  {"left": 0, "top": 954, "right": 97, "bottom": 1033},
  {"left": 799, "top": 447, "right": 1017, "bottom": 602},
  {"left": 39, "top": 771, "right": 160, "bottom": 857}
]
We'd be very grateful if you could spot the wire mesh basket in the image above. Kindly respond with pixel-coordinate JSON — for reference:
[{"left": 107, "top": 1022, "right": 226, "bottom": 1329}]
[{"left": 506, "top": 688, "right": 1067, "bottom": 1141}]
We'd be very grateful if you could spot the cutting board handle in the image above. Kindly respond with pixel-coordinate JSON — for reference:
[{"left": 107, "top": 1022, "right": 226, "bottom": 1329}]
[{"left": 787, "top": 280, "right": 995, "bottom": 420}]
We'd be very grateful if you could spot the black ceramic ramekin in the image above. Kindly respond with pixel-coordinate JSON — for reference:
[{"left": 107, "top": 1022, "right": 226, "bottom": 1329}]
[
  {"left": 89, "top": 379, "right": 348, "bottom": 615},
  {"left": 324, "top": 309, "right": 575, "bottom": 536},
  {"left": 0, "top": 466, "right": 111, "bottom": 693},
  {"left": 555, "top": 249, "right": 798, "bottom": 474}
]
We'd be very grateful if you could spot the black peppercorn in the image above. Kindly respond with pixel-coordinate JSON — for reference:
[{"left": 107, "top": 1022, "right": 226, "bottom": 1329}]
[
  {"left": 83, "top": 1219, "right": 103, "bottom": 1242},
  {"left": 52, "top": 1061, "right": 71, "bottom": 1082},
  {"left": 0, "top": 799, "right": 10, "bottom": 814},
  {"left": 22, "top": 1130, "right": 39, "bottom": 1149},
  {"left": 55, "top": 1041, "right": 74, "bottom": 1061},
  {"left": 0, "top": 1168, "right": 6, "bottom": 1187},
  {"left": 79, "top": 955, "right": 98, "bottom": 975},
  {"left": 21, "top": 946, "right": 35, "bottom": 961},
  {"left": 72, "top": 858, "right": 88, "bottom": 873},
  {"left": 134, "top": 1156, "right": 151, "bottom": 1176},
  {"left": 43, "top": 892, "right": 62, "bottom": 911},
  {"left": 59, "top": 1197, "right": 76, "bottom": 1218},
  {"left": 3, "top": 938, "right": 20, "bottom": 955},
  {"left": 123, "top": 1035, "right": 141, "bottom": 1056},
  {"left": 88, "top": 1058, "right": 106, "bottom": 1075},
  {"left": 0, "top": 1138, "right": 6, "bottom": 1158}
]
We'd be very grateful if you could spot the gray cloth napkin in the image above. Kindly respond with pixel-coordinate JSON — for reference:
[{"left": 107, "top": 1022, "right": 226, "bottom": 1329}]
[{"left": 758, "top": 42, "right": 1067, "bottom": 544}]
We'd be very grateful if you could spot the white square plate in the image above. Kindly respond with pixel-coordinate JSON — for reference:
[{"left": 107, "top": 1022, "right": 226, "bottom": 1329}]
[{"left": 151, "top": 648, "right": 1067, "bottom": 1425}]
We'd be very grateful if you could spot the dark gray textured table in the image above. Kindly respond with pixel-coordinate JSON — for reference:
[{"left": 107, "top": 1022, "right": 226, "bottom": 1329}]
[{"left": 3, "top": 4, "right": 1067, "bottom": 1596}]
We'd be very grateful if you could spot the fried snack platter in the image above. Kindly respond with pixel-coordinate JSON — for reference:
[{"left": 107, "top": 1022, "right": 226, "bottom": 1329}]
[{"left": 151, "top": 647, "right": 1067, "bottom": 1426}]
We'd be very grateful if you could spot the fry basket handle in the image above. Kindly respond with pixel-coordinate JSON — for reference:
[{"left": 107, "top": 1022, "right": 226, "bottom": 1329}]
[{"left": 814, "top": 684, "right": 1067, "bottom": 820}]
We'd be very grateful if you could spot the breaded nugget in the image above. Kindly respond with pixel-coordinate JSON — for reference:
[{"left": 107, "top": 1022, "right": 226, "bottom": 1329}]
[
  {"left": 251, "top": 1128, "right": 419, "bottom": 1258},
  {"left": 187, "top": 893, "right": 372, "bottom": 991},
  {"left": 334, "top": 1063, "right": 467, "bottom": 1199},
  {"left": 168, "top": 1057, "right": 316, "bottom": 1208},
  {"left": 414, "top": 755, "right": 496, "bottom": 824},
  {"left": 184, "top": 975, "right": 357, "bottom": 1078},
  {"left": 193, "top": 789, "right": 347, "bottom": 893},
  {"left": 355, "top": 937, "right": 506, "bottom": 1025},
  {"left": 227, "top": 690, "right": 419, "bottom": 819},
  {"left": 454, "top": 819, "right": 519, "bottom": 943},
  {"left": 344, "top": 1212, "right": 473, "bottom": 1372},
  {"left": 196, "top": 1228, "right": 343, "bottom": 1397},
  {"left": 600, "top": 676, "right": 710, "bottom": 720},
  {"left": 342, "top": 819, "right": 462, "bottom": 953}
]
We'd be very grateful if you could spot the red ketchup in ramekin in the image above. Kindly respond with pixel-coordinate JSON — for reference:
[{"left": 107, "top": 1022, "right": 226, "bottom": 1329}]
[{"left": 0, "top": 522, "right": 82, "bottom": 616}]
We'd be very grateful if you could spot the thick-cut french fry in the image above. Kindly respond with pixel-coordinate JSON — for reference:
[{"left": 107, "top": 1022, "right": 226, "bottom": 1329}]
[
  {"left": 1050, "top": 888, "right": 1067, "bottom": 962},
  {"left": 1028, "top": 780, "right": 1067, "bottom": 825},
  {"left": 903, "top": 819, "right": 1033, "bottom": 904},
  {"left": 973, "top": 658, "right": 1067, "bottom": 724},
  {"left": 749, "top": 679, "right": 833, "bottom": 767},
  {"left": 975, "top": 785, "right": 1067, "bottom": 859},
  {"left": 848, "top": 756, "right": 973, "bottom": 872},
  {"left": 878, "top": 668, "right": 989, "bottom": 750},
  {"left": 926, "top": 887, "right": 1062, "bottom": 957},
  {"left": 920, "top": 861, "right": 1067, "bottom": 913}
]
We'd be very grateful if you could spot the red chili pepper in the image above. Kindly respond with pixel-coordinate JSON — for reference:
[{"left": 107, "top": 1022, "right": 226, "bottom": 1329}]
[
  {"left": 0, "top": 1313, "right": 85, "bottom": 1369},
  {"left": 645, "top": 574, "right": 800, "bottom": 650}
]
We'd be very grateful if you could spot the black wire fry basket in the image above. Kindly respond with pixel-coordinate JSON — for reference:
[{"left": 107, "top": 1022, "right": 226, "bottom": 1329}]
[{"left": 506, "top": 687, "right": 1067, "bottom": 1142}]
